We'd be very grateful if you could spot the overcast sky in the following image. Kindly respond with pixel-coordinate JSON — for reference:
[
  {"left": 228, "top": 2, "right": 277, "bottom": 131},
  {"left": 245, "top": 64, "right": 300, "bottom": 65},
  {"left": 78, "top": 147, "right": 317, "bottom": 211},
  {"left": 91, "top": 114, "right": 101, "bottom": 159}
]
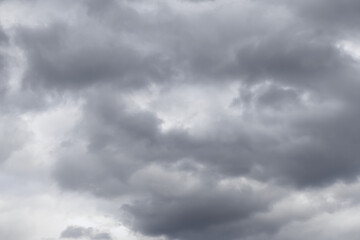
[{"left": 1, "top": 0, "right": 360, "bottom": 239}]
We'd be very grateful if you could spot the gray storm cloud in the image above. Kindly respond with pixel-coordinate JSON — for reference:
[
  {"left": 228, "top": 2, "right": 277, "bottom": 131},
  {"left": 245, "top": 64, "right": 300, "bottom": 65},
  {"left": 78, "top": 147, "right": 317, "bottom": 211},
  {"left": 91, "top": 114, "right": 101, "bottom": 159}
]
[{"left": 2, "top": 0, "right": 360, "bottom": 240}]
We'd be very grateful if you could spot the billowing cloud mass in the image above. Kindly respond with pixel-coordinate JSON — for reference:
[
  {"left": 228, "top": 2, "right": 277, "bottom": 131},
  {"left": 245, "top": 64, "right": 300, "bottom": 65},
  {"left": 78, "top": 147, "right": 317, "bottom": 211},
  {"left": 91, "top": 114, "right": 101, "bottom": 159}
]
[{"left": 2, "top": 0, "right": 360, "bottom": 239}]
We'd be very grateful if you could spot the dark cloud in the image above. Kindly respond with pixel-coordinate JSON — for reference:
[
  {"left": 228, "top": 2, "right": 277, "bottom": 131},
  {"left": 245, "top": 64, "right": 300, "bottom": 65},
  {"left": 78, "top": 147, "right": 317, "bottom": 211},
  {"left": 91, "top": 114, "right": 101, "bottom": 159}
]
[
  {"left": 287, "top": 0, "right": 360, "bottom": 34},
  {"left": 0, "top": 26, "right": 8, "bottom": 90},
  {"left": 51, "top": 83, "right": 360, "bottom": 239},
  {"left": 53, "top": 89, "right": 251, "bottom": 196},
  {"left": 231, "top": 32, "right": 352, "bottom": 88},
  {"left": 60, "top": 226, "right": 112, "bottom": 240},
  {"left": 61, "top": 226, "right": 91, "bottom": 238},
  {"left": 121, "top": 185, "right": 279, "bottom": 240},
  {"left": 274, "top": 105, "right": 360, "bottom": 187},
  {"left": 3, "top": 0, "right": 360, "bottom": 239},
  {"left": 53, "top": 82, "right": 360, "bottom": 193},
  {"left": 91, "top": 233, "right": 112, "bottom": 240},
  {"left": 0, "top": 27, "right": 8, "bottom": 45},
  {"left": 53, "top": 70, "right": 360, "bottom": 237},
  {"left": 17, "top": 21, "right": 173, "bottom": 91},
  {"left": 256, "top": 85, "right": 300, "bottom": 110}
]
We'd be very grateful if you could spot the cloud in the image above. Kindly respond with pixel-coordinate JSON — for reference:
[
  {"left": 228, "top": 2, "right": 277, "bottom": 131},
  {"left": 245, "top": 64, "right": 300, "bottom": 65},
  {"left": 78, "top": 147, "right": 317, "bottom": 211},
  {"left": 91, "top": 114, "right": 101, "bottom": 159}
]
[
  {"left": 121, "top": 181, "right": 281, "bottom": 240},
  {"left": 60, "top": 226, "right": 112, "bottom": 240},
  {"left": 2, "top": 0, "right": 360, "bottom": 240},
  {"left": 285, "top": 0, "right": 360, "bottom": 34},
  {"left": 17, "top": 23, "right": 172, "bottom": 91},
  {"left": 61, "top": 226, "right": 92, "bottom": 239},
  {"left": 0, "top": 26, "right": 9, "bottom": 93},
  {"left": 0, "top": 27, "right": 8, "bottom": 44}
]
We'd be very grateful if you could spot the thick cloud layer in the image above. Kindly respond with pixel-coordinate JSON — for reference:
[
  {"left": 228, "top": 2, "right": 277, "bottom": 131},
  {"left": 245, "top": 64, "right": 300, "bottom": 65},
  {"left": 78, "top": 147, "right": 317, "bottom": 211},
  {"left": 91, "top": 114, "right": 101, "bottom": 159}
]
[{"left": 2, "top": 0, "right": 360, "bottom": 240}]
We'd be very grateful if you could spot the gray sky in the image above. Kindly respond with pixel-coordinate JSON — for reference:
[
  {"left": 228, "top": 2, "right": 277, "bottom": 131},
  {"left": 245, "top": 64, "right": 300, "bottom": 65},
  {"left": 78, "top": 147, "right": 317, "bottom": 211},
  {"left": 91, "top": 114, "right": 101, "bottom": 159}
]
[{"left": 1, "top": 0, "right": 360, "bottom": 239}]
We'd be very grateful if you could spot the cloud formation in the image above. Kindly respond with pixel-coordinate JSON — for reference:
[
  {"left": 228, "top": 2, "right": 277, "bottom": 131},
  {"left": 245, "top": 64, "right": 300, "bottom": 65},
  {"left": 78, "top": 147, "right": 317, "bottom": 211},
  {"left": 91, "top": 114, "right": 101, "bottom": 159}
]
[{"left": 2, "top": 0, "right": 360, "bottom": 240}]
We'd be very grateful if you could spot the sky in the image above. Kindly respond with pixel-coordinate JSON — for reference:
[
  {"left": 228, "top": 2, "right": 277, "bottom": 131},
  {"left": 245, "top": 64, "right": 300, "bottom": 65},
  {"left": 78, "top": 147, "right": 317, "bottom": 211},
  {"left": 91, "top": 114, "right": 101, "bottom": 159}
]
[{"left": 1, "top": 0, "right": 360, "bottom": 239}]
